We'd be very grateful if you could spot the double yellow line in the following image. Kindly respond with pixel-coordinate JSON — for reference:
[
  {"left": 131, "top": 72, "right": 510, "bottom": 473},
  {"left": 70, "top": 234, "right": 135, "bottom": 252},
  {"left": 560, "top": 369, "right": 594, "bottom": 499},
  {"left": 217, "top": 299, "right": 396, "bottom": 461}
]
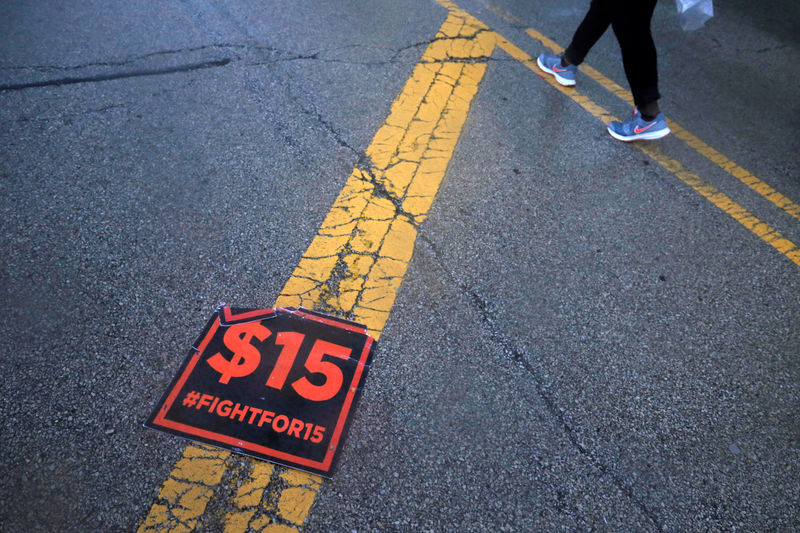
[
  {"left": 138, "top": 1, "right": 799, "bottom": 532},
  {"left": 513, "top": 27, "right": 800, "bottom": 265},
  {"left": 139, "top": 5, "right": 495, "bottom": 532}
]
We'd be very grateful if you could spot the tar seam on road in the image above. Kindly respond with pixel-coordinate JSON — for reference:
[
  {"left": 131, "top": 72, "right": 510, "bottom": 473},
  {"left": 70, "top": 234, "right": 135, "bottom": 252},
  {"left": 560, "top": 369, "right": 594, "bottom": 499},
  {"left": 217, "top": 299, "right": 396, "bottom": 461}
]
[
  {"left": 0, "top": 59, "right": 232, "bottom": 92},
  {"left": 138, "top": 2, "right": 800, "bottom": 532},
  {"left": 137, "top": 5, "right": 494, "bottom": 532}
]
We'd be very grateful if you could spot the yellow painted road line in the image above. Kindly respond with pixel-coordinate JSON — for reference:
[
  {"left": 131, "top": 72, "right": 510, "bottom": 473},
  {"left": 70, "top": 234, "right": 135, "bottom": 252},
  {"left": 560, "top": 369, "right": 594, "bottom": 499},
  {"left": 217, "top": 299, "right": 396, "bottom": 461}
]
[
  {"left": 277, "top": 10, "right": 493, "bottom": 339},
  {"left": 525, "top": 27, "right": 800, "bottom": 225},
  {"left": 138, "top": 6, "right": 494, "bottom": 532},
  {"left": 493, "top": 33, "right": 800, "bottom": 268},
  {"left": 139, "top": 4, "right": 798, "bottom": 531},
  {"left": 137, "top": 444, "right": 231, "bottom": 533}
]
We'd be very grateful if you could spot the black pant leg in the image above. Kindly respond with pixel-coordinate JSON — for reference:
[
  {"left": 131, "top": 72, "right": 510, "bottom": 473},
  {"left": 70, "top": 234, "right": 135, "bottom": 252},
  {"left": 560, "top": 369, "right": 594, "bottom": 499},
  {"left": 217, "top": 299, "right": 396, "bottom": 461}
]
[
  {"left": 610, "top": 0, "right": 660, "bottom": 108},
  {"left": 564, "top": 0, "right": 612, "bottom": 65}
]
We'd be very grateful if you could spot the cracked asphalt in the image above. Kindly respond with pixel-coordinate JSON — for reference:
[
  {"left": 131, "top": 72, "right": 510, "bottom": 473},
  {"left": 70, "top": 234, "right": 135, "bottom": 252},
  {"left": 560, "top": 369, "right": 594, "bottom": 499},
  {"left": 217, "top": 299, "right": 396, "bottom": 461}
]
[{"left": 2, "top": 0, "right": 799, "bottom": 531}]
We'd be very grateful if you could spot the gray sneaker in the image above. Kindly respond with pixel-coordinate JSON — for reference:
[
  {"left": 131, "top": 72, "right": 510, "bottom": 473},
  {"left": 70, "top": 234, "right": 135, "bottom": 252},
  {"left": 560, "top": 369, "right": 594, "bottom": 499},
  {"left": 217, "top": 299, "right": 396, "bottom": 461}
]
[
  {"left": 536, "top": 53, "right": 576, "bottom": 86},
  {"left": 607, "top": 108, "right": 671, "bottom": 141}
]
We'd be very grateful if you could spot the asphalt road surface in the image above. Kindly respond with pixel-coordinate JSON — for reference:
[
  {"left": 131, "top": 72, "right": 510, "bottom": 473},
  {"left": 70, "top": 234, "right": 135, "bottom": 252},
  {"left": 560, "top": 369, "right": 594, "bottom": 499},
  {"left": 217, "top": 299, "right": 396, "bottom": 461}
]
[{"left": 1, "top": 0, "right": 798, "bottom": 531}]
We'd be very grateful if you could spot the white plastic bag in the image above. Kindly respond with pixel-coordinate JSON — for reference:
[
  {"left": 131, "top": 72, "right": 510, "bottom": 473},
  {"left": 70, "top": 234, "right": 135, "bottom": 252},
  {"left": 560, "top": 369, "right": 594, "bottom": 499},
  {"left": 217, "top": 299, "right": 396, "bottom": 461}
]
[{"left": 675, "top": 0, "right": 714, "bottom": 31}]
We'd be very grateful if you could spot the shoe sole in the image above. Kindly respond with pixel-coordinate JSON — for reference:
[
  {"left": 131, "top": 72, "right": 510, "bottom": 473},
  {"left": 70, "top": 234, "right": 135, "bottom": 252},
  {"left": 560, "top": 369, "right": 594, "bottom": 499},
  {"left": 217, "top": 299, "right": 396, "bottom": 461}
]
[
  {"left": 607, "top": 125, "right": 671, "bottom": 142},
  {"left": 536, "top": 57, "right": 575, "bottom": 87}
]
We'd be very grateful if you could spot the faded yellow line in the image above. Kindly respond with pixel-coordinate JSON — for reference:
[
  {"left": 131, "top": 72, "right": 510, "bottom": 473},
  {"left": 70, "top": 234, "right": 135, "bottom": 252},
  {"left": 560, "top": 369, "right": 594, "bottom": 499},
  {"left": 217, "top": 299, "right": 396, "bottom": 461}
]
[
  {"left": 525, "top": 27, "right": 800, "bottom": 225},
  {"left": 222, "top": 461, "right": 274, "bottom": 533},
  {"left": 640, "top": 143, "right": 800, "bottom": 266},
  {"left": 494, "top": 33, "right": 800, "bottom": 268},
  {"left": 138, "top": 6, "right": 494, "bottom": 532},
  {"left": 137, "top": 444, "right": 231, "bottom": 533},
  {"left": 277, "top": 12, "right": 493, "bottom": 339}
]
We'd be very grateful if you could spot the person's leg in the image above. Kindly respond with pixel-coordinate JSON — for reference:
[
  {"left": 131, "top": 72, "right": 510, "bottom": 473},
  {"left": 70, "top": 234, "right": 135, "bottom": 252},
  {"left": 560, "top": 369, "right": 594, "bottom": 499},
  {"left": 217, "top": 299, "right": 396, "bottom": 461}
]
[
  {"left": 563, "top": 0, "right": 613, "bottom": 66},
  {"left": 606, "top": 0, "right": 669, "bottom": 142},
  {"left": 537, "top": 0, "right": 611, "bottom": 86},
  {"left": 609, "top": 0, "right": 660, "bottom": 117}
]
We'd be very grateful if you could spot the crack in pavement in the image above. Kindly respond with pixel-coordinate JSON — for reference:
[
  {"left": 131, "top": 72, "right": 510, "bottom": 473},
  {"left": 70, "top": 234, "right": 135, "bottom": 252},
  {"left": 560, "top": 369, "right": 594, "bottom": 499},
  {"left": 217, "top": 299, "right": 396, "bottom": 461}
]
[
  {"left": 0, "top": 40, "right": 412, "bottom": 92},
  {"left": 415, "top": 231, "right": 664, "bottom": 530},
  {"left": 0, "top": 58, "right": 232, "bottom": 92},
  {"left": 0, "top": 33, "right": 509, "bottom": 93},
  {"left": 0, "top": 44, "right": 247, "bottom": 72}
]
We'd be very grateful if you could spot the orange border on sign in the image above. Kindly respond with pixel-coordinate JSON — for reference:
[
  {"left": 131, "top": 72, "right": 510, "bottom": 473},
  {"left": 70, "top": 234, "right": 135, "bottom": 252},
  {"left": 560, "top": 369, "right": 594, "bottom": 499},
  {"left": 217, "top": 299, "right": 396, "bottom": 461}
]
[
  {"left": 151, "top": 308, "right": 373, "bottom": 473},
  {"left": 221, "top": 306, "right": 277, "bottom": 324},
  {"left": 289, "top": 308, "right": 367, "bottom": 335}
]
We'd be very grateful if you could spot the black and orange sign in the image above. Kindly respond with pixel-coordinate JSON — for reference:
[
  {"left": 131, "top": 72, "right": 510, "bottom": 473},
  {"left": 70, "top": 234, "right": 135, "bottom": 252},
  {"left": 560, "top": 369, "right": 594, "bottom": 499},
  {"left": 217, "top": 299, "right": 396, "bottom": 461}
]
[{"left": 145, "top": 306, "right": 374, "bottom": 477}]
